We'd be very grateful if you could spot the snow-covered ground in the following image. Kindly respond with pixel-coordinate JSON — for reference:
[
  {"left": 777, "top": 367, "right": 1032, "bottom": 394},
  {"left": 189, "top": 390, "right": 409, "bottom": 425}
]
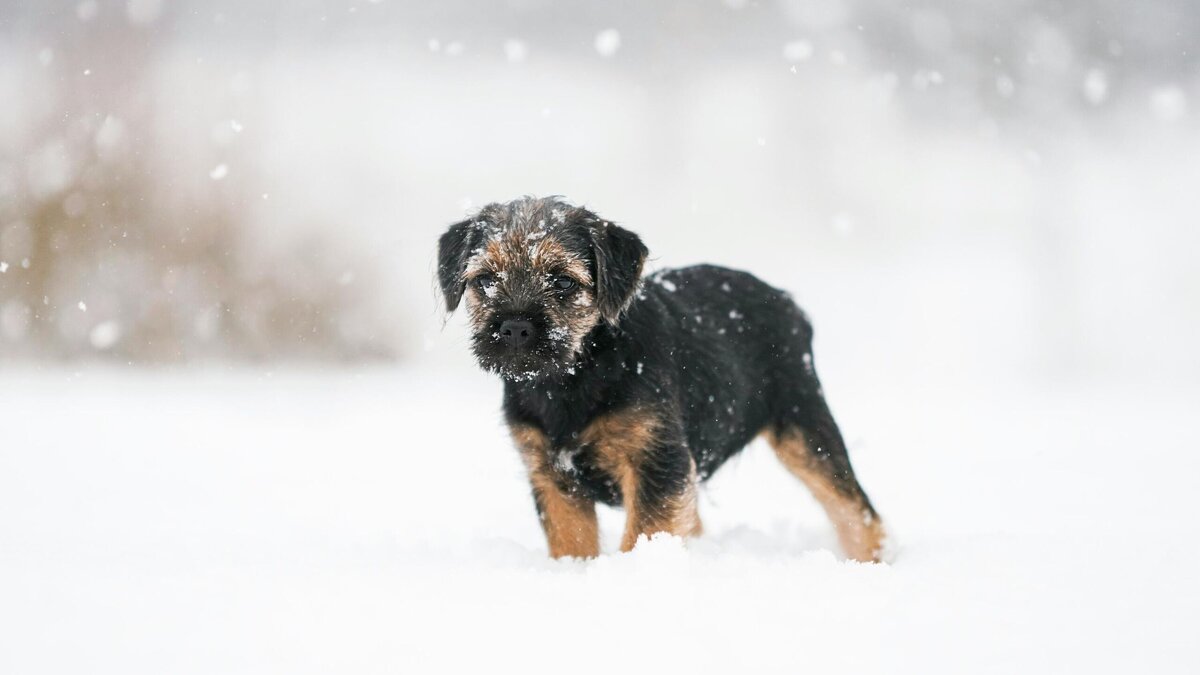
[{"left": 2, "top": 367, "right": 1197, "bottom": 673}]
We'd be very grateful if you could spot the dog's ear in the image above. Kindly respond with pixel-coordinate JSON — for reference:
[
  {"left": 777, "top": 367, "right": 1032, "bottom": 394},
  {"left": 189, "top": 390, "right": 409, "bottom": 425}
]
[
  {"left": 590, "top": 220, "right": 648, "bottom": 326},
  {"left": 437, "top": 218, "right": 482, "bottom": 312}
]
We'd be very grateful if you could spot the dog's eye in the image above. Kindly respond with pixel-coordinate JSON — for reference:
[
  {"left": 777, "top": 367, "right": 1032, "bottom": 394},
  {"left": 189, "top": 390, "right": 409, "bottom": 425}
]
[
  {"left": 475, "top": 275, "right": 497, "bottom": 290},
  {"left": 551, "top": 276, "right": 577, "bottom": 292}
]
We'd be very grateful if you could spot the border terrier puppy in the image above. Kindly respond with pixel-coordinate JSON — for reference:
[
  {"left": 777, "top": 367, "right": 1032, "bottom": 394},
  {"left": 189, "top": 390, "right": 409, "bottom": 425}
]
[{"left": 438, "top": 196, "right": 888, "bottom": 561}]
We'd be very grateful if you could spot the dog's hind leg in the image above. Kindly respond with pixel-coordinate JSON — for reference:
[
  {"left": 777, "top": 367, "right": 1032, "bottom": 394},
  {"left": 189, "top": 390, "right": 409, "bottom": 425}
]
[{"left": 765, "top": 388, "right": 888, "bottom": 562}]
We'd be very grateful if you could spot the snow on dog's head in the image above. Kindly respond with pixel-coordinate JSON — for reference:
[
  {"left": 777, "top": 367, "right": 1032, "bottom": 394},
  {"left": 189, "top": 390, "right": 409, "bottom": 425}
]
[{"left": 437, "top": 196, "right": 647, "bottom": 381}]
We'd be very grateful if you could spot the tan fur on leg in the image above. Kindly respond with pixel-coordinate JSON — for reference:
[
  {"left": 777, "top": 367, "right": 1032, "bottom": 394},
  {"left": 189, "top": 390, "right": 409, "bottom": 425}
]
[
  {"left": 511, "top": 425, "right": 599, "bottom": 558},
  {"left": 765, "top": 430, "right": 888, "bottom": 562},
  {"left": 582, "top": 411, "right": 703, "bottom": 552}
]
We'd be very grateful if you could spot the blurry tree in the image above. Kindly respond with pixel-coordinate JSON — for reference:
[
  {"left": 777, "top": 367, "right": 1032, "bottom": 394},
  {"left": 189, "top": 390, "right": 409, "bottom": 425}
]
[{"left": 0, "top": 5, "right": 396, "bottom": 362}]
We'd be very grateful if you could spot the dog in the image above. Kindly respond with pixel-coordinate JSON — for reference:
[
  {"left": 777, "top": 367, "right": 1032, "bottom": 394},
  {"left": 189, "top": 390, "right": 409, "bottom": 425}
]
[{"left": 437, "top": 196, "right": 888, "bottom": 562}]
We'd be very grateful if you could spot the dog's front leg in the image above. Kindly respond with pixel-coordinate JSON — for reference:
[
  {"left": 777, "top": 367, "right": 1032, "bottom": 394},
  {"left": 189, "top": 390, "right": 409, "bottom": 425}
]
[
  {"left": 528, "top": 474, "right": 599, "bottom": 559},
  {"left": 581, "top": 410, "right": 703, "bottom": 552},
  {"left": 510, "top": 424, "right": 599, "bottom": 559},
  {"left": 615, "top": 447, "right": 703, "bottom": 552}
]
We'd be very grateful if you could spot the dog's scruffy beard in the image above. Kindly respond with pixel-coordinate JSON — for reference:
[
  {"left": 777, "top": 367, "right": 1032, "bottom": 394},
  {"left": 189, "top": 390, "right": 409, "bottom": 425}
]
[{"left": 469, "top": 316, "right": 592, "bottom": 383}]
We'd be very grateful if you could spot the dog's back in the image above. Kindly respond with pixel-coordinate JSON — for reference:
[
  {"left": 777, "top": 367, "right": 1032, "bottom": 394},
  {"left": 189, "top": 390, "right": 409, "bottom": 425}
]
[{"left": 630, "top": 264, "right": 818, "bottom": 479}]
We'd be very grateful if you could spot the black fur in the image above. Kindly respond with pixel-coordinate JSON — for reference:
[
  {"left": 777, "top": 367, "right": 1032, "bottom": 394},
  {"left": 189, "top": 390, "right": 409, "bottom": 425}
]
[
  {"left": 501, "top": 264, "right": 872, "bottom": 506},
  {"left": 437, "top": 218, "right": 481, "bottom": 312},
  {"left": 590, "top": 222, "right": 649, "bottom": 325}
]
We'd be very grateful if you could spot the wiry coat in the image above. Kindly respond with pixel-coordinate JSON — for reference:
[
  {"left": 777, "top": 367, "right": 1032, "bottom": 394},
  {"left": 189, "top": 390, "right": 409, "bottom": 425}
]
[{"left": 438, "top": 196, "right": 887, "bottom": 561}]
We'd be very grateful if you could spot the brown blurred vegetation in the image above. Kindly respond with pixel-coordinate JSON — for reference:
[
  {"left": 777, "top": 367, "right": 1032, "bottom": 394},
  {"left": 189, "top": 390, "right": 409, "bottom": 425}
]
[{"left": 0, "top": 8, "right": 397, "bottom": 362}]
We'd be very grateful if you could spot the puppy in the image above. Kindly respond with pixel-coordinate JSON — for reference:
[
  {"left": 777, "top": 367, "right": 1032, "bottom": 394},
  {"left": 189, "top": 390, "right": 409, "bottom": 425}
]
[{"left": 438, "top": 196, "right": 888, "bottom": 561}]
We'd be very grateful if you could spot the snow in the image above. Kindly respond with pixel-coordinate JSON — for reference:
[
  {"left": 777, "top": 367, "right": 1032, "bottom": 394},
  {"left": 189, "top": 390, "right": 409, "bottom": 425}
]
[
  {"left": 0, "top": 302, "right": 30, "bottom": 340},
  {"left": 503, "top": 39, "right": 528, "bottom": 64},
  {"left": 996, "top": 74, "right": 1016, "bottom": 98},
  {"left": 832, "top": 212, "right": 855, "bottom": 236},
  {"left": 75, "top": 0, "right": 98, "bottom": 22},
  {"left": 554, "top": 446, "right": 581, "bottom": 474},
  {"left": 1084, "top": 68, "right": 1109, "bottom": 105},
  {"left": 25, "top": 140, "right": 75, "bottom": 198},
  {"left": 209, "top": 163, "right": 228, "bottom": 180},
  {"left": 88, "top": 320, "right": 121, "bottom": 350},
  {"left": 2, "top": 368, "right": 1196, "bottom": 673},
  {"left": 1, "top": 3, "right": 1198, "bottom": 669},
  {"left": 1151, "top": 86, "right": 1188, "bottom": 122},
  {"left": 594, "top": 29, "right": 621, "bottom": 58},
  {"left": 125, "top": 0, "right": 162, "bottom": 26},
  {"left": 95, "top": 115, "right": 127, "bottom": 150},
  {"left": 912, "top": 69, "right": 944, "bottom": 90},
  {"left": 782, "top": 40, "right": 814, "bottom": 63}
]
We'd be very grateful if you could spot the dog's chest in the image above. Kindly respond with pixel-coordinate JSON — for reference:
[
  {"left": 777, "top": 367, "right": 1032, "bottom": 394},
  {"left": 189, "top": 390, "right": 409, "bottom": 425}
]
[{"left": 545, "top": 438, "right": 624, "bottom": 506}]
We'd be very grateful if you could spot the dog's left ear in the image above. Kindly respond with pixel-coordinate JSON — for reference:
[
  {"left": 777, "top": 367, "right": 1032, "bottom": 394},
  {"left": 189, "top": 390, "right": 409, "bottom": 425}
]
[
  {"left": 437, "top": 218, "right": 482, "bottom": 312},
  {"left": 590, "top": 220, "right": 648, "bottom": 326}
]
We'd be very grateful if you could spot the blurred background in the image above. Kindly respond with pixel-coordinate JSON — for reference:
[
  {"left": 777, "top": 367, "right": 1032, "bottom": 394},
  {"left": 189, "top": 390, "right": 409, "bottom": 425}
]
[
  {"left": 1, "top": 0, "right": 1198, "bottom": 387},
  {"left": 4, "top": 7, "right": 1200, "bottom": 670}
]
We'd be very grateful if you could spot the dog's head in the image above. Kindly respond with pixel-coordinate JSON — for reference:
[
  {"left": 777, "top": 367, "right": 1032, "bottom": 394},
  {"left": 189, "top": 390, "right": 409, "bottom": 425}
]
[{"left": 438, "top": 196, "right": 647, "bottom": 381}]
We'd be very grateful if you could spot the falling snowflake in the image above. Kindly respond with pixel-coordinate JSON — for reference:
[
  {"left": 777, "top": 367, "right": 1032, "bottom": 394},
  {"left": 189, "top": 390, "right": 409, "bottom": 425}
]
[
  {"left": 594, "top": 29, "right": 621, "bottom": 57},
  {"left": 782, "top": 40, "right": 813, "bottom": 62},
  {"left": 504, "top": 39, "right": 528, "bottom": 63},
  {"left": 1083, "top": 69, "right": 1108, "bottom": 105},
  {"left": 89, "top": 321, "right": 121, "bottom": 350}
]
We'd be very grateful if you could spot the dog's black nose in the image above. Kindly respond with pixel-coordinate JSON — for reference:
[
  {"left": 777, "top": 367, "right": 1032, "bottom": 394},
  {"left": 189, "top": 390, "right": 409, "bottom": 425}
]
[{"left": 499, "top": 320, "right": 536, "bottom": 348}]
